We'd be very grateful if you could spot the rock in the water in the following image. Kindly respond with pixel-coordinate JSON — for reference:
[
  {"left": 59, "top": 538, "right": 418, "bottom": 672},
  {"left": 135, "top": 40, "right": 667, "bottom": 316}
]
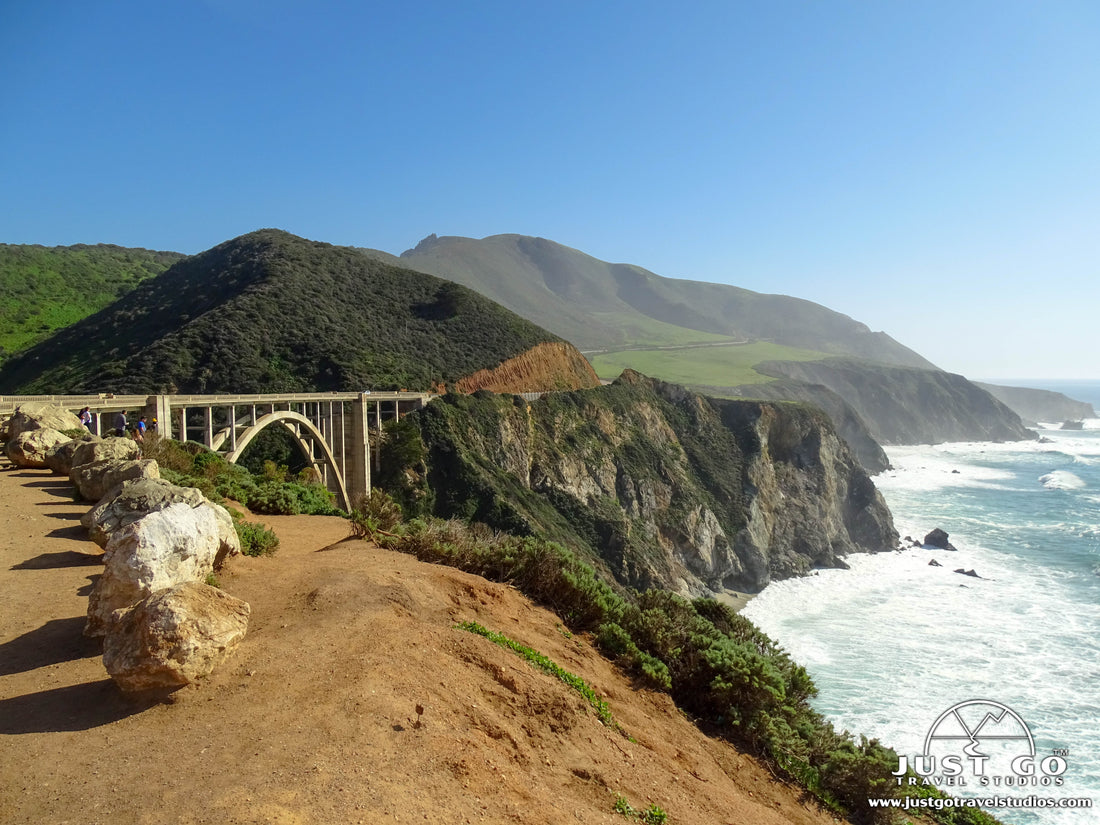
[
  {"left": 5, "top": 428, "right": 71, "bottom": 468},
  {"left": 86, "top": 502, "right": 222, "bottom": 637},
  {"left": 83, "top": 477, "right": 240, "bottom": 564},
  {"left": 3, "top": 402, "right": 84, "bottom": 439},
  {"left": 71, "top": 458, "right": 159, "bottom": 502},
  {"left": 45, "top": 433, "right": 100, "bottom": 475},
  {"left": 70, "top": 437, "right": 141, "bottom": 471},
  {"left": 102, "top": 581, "right": 250, "bottom": 692},
  {"left": 928, "top": 559, "right": 942, "bottom": 567},
  {"left": 924, "top": 528, "right": 957, "bottom": 551},
  {"left": 954, "top": 568, "right": 982, "bottom": 578}
]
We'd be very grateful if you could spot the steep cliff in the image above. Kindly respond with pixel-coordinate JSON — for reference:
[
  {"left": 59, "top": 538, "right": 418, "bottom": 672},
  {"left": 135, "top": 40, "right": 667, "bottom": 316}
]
[
  {"left": 975, "top": 382, "right": 1096, "bottom": 425},
  {"left": 700, "top": 377, "right": 892, "bottom": 473},
  {"left": 382, "top": 371, "right": 897, "bottom": 596},
  {"left": 754, "top": 359, "right": 1034, "bottom": 445}
]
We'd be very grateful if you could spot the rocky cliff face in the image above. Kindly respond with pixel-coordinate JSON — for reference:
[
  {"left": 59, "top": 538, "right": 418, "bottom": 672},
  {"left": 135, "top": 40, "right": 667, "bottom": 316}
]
[
  {"left": 383, "top": 371, "right": 897, "bottom": 596},
  {"left": 704, "top": 378, "right": 892, "bottom": 473}
]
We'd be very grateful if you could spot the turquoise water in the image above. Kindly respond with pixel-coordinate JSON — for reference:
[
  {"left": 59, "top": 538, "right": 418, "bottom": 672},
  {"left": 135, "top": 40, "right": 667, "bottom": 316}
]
[{"left": 743, "top": 393, "right": 1100, "bottom": 825}]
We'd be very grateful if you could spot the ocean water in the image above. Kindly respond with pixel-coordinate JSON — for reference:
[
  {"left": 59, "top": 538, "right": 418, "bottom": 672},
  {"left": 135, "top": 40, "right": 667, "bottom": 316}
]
[{"left": 742, "top": 385, "right": 1100, "bottom": 825}]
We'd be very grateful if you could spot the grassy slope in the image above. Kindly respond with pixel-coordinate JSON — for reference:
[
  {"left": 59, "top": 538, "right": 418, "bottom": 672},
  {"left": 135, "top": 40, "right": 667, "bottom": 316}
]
[
  {"left": 588, "top": 341, "right": 831, "bottom": 386},
  {"left": 0, "top": 243, "right": 184, "bottom": 361},
  {"left": 0, "top": 230, "right": 574, "bottom": 394}
]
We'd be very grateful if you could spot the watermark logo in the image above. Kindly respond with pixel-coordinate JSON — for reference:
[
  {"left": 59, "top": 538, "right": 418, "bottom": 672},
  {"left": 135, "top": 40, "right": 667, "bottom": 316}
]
[{"left": 894, "top": 699, "right": 1069, "bottom": 788}]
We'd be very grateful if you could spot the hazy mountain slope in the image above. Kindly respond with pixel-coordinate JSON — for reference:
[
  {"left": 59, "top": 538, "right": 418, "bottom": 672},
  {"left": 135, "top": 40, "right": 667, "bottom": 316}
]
[
  {"left": 0, "top": 230, "right": 598, "bottom": 395},
  {"left": 366, "top": 233, "right": 935, "bottom": 369},
  {"left": 756, "top": 359, "right": 1033, "bottom": 445},
  {"left": 976, "top": 382, "right": 1096, "bottom": 425},
  {"left": 0, "top": 243, "right": 184, "bottom": 363}
]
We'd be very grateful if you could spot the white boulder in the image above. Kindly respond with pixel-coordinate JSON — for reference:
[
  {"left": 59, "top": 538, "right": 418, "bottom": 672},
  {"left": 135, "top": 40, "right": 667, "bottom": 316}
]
[
  {"left": 3, "top": 402, "right": 84, "bottom": 439},
  {"left": 70, "top": 436, "right": 141, "bottom": 471},
  {"left": 71, "top": 458, "right": 159, "bottom": 502},
  {"left": 44, "top": 433, "right": 100, "bottom": 475},
  {"left": 5, "top": 428, "right": 71, "bottom": 469},
  {"left": 102, "top": 581, "right": 250, "bottom": 693},
  {"left": 83, "top": 477, "right": 241, "bottom": 564},
  {"left": 86, "top": 502, "right": 221, "bottom": 637}
]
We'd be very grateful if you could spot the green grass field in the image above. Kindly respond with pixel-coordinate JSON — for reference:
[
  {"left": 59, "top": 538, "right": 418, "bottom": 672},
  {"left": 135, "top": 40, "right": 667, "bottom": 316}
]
[
  {"left": 583, "top": 312, "right": 737, "bottom": 349},
  {"left": 588, "top": 340, "right": 829, "bottom": 387}
]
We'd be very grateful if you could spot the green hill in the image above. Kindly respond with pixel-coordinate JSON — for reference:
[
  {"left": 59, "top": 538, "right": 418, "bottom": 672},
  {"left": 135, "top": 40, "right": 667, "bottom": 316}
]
[
  {"left": 0, "top": 230, "right": 592, "bottom": 395},
  {"left": 0, "top": 243, "right": 184, "bottom": 364}
]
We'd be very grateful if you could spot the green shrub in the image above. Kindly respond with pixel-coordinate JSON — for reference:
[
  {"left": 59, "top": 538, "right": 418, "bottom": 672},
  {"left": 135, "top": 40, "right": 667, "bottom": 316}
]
[
  {"left": 287, "top": 481, "right": 341, "bottom": 515},
  {"left": 141, "top": 432, "right": 197, "bottom": 474},
  {"left": 597, "top": 622, "right": 671, "bottom": 691},
  {"left": 245, "top": 479, "right": 342, "bottom": 516},
  {"left": 612, "top": 794, "right": 668, "bottom": 824},
  {"left": 234, "top": 518, "right": 280, "bottom": 557},
  {"left": 213, "top": 475, "right": 258, "bottom": 505},
  {"left": 261, "top": 459, "right": 288, "bottom": 482},
  {"left": 348, "top": 488, "right": 403, "bottom": 539},
  {"left": 248, "top": 482, "right": 301, "bottom": 515},
  {"left": 192, "top": 449, "right": 226, "bottom": 476}
]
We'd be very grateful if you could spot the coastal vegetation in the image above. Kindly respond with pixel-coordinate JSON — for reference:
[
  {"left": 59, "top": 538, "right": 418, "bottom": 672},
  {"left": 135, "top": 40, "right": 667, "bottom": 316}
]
[{"left": 140, "top": 431, "right": 342, "bottom": 519}]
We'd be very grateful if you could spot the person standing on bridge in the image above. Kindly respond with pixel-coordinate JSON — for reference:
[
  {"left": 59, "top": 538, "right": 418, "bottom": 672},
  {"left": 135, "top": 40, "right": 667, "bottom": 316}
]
[
  {"left": 113, "top": 410, "right": 127, "bottom": 437},
  {"left": 78, "top": 407, "right": 92, "bottom": 432}
]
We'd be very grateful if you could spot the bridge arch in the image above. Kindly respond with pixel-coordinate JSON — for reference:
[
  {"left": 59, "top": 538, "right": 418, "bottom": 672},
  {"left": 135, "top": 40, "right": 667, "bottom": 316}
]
[{"left": 220, "top": 410, "right": 351, "bottom": 512}]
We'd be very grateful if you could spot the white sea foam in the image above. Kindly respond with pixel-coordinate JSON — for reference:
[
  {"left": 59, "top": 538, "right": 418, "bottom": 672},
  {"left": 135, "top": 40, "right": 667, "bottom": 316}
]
[
  {"left": 745, "top": 434, "right": 1100, "bottom": 825},
  {"left": 1040, "top": 470, "right": 1086, "bottom": 490}
]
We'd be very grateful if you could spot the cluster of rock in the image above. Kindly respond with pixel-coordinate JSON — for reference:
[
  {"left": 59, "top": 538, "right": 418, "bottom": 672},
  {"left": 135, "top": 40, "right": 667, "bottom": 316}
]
[
  {"left": 904, "top": 528, "right": 986, "bottom": 579},
  {"left": 3, "top": 402, "right": 250, "bottom": 694}
]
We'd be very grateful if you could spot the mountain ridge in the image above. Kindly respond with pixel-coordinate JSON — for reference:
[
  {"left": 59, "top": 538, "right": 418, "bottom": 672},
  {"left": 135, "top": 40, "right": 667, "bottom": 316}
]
[
  {"left": 0, "top": 230, "right": 598, "bottom": 396},
  {"left": 362, "top": 232, "right": 936, "bottom": 368},
  {"left": 361, "top": 232, "right": 1042, "bottom": 452}
]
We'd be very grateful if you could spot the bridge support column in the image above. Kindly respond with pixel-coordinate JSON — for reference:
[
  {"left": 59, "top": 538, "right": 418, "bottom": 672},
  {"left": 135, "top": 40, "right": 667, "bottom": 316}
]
[
  {"left": 346, "top": 393, "right": 372, "bottom": 504},
  {"left": 146, "top": 395, "right": 173, "bottom": 440}
]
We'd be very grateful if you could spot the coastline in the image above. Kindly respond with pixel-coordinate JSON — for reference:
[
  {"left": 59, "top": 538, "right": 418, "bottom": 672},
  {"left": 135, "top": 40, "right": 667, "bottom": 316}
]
[{"left": 742, "top": 431, "right": 1100, "bottom": 825}]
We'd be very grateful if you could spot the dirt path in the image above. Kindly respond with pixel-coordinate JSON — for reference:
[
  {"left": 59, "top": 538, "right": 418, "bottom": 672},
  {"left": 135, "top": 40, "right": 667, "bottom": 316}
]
[{"left": 0, "top": 460, "right": 841, "bottom": 825}]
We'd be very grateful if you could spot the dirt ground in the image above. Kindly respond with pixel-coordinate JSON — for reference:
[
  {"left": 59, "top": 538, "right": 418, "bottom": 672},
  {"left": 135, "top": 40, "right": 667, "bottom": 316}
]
[{"left": 0, "top": 460, "right": 844, "bottom": 825}]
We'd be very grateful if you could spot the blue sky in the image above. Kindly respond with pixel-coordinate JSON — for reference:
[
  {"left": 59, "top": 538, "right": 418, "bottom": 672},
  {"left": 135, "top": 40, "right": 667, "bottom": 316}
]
[{"left": 3, "top": 1, "right": 1098, "bottom": 379}]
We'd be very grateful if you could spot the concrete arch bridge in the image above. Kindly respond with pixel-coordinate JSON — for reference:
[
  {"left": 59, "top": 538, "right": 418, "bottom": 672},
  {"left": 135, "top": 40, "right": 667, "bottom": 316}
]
[{"left": 1, "top": 391, "right": 433, "bottom": 511}]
